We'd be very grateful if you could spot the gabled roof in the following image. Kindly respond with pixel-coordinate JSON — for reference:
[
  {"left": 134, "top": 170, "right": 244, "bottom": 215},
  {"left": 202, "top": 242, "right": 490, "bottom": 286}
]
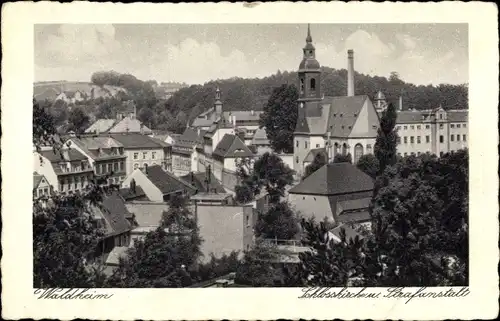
[
  {"left": 110, "top": 133, "right": 164, "bottom": 149},
  {"left": 251, "top": 127, "right": 270, "bottom": 145},
  {"left": 180, "top": 171, "right": 226, "bottom": 194},
  {"left": 85, "top": 119, "right": 117, "bottom": 134},
  {"left": 329, "top": 224, "right": 364, "bottom": 243},
  {"left": 33, "top": 172, "right": 44, "bottom": 189},
  {"left": 447, "top": 110, "right": 468, "bottom": 122},
  {"left": 325, "top": 95, "right": 368, "bottom": 137},
  {"left": 213, "top": 134, "right": 254, "bottom": 158},
  {"left": 223, "top": 110, "right": 263, "bottom": 123},
  {"left": 109, "top": 117, "right": 152, "bottom": 134},
  {"left": 297, "top": 95, "right": 370, "bottom": 137},
  {"left": 289, "top": 163, "right": 374, "bottom": 195},
  {"left": 39, "top": 148, "right": 88, "bottom": 163},
  {"left": 176, "top": 127, "right": 204, "bottom": 148},
  {"left": 303, "top": 148, "right": 327, "bottom": 163},
  {"left": 145, "top": 165, "right": 196, "bottom": 195},
  {"left": 91, "top": 192, "right": 132, "bottom": 236},
  {"left": 119, "top": 186, "right": 147, "bottom": 201},
  {"left": 70, "top": 136, "right": 125, "bottom": 160}
]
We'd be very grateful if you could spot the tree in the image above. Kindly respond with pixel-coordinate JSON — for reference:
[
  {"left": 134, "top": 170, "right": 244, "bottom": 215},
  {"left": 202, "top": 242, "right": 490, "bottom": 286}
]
[
  {"left": 235, "top": 243, "right": 286, "bottom": 287},
  {"left": 374, "top": 103, "right": 398, "bottom": 175},
  {"left": 196, "top": 252, "right": 240, "bottom": 282},
  {"left": 255, "top": 201, "right": 299, "bottom": 240},
  {"left": 356, "top": 154, "right": 380, "bottom": 179},
  {"left": 33, "top": 98, "right": 58, "bottom": 150},
  {"left": 259, "top": 84, "right": 299, "bottom": 153},
  {"left": 296, "top": 151, "right": 469, "bottom": 287},
  {"left": 138, "top": 106, "right": 155, "bottom": 128},
  {"left": 235, "top": 152, "right": 294, "bottom": 204},
  {"left": 33, "top": 194, "right": 107, "bottom": 288},
  {"left": 68, "top": 106, "right": 90, "bottom": 134},
  {"left": 333, "top": 153, "right": 352, "bottom": 164},
  {"left": 303, "top": 152, "right": 327, "bottom": 180},
  {"left": 106, "top": 195, "right": 202, "bottom": 287}
]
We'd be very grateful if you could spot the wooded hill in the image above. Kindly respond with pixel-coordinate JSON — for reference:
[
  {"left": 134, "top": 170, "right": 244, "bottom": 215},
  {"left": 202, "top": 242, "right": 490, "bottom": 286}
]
[{"left": 164, "top": 67, "right": 468, "bottom": 126}]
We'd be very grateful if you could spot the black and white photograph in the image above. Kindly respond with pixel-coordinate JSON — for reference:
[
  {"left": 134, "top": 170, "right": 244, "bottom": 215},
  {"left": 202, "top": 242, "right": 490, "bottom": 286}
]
[
  {"left": 2, "top": 2, "right": 498, "bottom": 320},
  {"left": 31, "top": 21, "right": 471, "bottom": 288}
]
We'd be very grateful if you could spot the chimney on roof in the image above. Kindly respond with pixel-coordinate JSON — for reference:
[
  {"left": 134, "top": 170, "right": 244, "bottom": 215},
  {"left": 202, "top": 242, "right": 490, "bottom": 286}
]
[
  {"left": 347, "top": 49, "right": 355, "bottom": 97},
  {"left": 399, "top": 95, "right": 403, "bottom": 111}
]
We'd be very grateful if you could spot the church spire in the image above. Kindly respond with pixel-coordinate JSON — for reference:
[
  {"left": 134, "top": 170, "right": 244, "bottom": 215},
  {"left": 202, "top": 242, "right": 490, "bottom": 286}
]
[{"left": 306, "top": 23, "right": 312, "bottom": 43}]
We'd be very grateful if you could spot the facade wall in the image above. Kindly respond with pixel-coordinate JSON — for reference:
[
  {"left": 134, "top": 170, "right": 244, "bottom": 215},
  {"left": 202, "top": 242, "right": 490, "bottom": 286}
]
[
  {"left": 121, "top": 169, "right": 163, "bottom": 202},
  {"left": 34, "top": 177, "right": 52, "bottom": 198},
  {"left": 289, "top": 194, "right": 332, "bottom": 222},
  {"left": 172, "top": 152, "right": 191, "bottom": 177},
  {"left": 346, "top": 138, "right": 376, "bottom": 163},
  {"left": 195, "top": 204, "right": 255, "bottom": 262},
  {"left": 293, "top": 134, "right": 311, "bottom": 176},
  {"left": 277, "top": 154, "right": 295, "bottom": 170},
  {"left": 124, "top": 147, "right": 165, "bottom": 176},
  {"left": 255, "top": 145, "right": 273, "bottom": 155},
  {"left": 212, "top": 158, "right": 225, "bottom": 182},
  {"left": 396, "top": 119, "right": 467, "bottom": 157},
  {"left": 34, "top": 154, "right": 58, "bottom": 191},
  {"left": 221, "top": 168, "right": 239, "bottom": 191},
  {"left": 289, "top": 190, "right": 373, "bottom": 224}
]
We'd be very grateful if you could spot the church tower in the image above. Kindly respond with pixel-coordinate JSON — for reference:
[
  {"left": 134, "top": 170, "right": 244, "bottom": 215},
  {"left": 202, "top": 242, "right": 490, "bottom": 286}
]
[
  {"left": 298, "top": 24, "right": 322, "bottom": 103},
  {"left": 214, "top": 86, "right": 223, "bottom": 117}
]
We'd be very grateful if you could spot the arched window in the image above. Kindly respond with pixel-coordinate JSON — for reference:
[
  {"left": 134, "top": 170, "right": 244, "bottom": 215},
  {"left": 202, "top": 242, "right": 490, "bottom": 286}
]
[
  {"left": 300, "top": 78, "right": 305, "bottom": 94},
  {"left": 334, "top": 143, "right": 340, "bottom": 156},
  {"left": 342, "top": 143, "right": 348, "bottom": 156},
  {"left": 310, "top": 78, "right": 316, "bottom": 91},
  {"left": 354, "top": 143, "right": 364, "bottom": 163}
]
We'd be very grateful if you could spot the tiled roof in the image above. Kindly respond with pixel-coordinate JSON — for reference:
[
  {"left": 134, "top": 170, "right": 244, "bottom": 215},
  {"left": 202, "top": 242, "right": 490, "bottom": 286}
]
[
  {"left": 251, "top": 127, "right": 269, "bottom": 145},
  {"left": 213, "top": 134, "right": 254, "bottom": 158},
  {"left": 223, "top": 110, "right": 263, "bottom": 123},
  {"left": 110, "top": 133, "right": 164, "bottom": 149},
  {"left": 297, "top": 95, "right": 371, "bottom": 138},
  {"left": 447, "top": 110, "right": 468, "bottom": 122},
  {"left": 289, "top": 163, "right": 374, "bottom": 195},
  {"left": 85, "top": 119, "right": 116, "bottom": 134},
  {"left": 337, "top": 209, "right": 371, "bottom": 224},
  {"left": 303, "top": 148, "right": 327, "bottom": 163},
  {"left": 70, "top": 136, "right": 125, "bottom": 160},
  {"left": 91, "top": 192, "right": 132, "bottom": 236},
  {"left": 145, "top": 165, "right": 195, "bottom": 195},
  {"left": 39, "top": 148, "right": 88, "bottom": 163},
  {"left": 33, "top": 172, "right": 44, "bottom": 189},
  {"left": 337, "top": 197, "right": 371, "bottom": 212},
  {"left": 180, "top": 171, "right": 226, "bottom": 194},
  {"left": 119, "top": 186, "right": 147, "bottom": 201},
  {"left": 176, "top": 127, "right": 204, "bottom": 148},
  {"left": 325, "top": 95, "right": 369, "bottom": 137},
  {"left": 108, "top": 117, "right": 152, "bottom": 134}
]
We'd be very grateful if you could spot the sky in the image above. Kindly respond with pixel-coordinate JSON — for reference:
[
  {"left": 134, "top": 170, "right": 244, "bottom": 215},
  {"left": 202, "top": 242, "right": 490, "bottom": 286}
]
[{"left": 34, "top": 23, "right": 468, "bottom": 86}]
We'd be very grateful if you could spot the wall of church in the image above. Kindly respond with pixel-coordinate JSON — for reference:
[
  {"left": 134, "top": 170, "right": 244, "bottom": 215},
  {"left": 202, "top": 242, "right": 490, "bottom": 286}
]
[
  {"left": 309, "top": 136, "right": 326, "bottom": 149},
  {"left": 293, "top": 134, "right": 311, "bottom": 176},
  {"left": 346, "top": 138, "right": 376, "bottom": 163}
]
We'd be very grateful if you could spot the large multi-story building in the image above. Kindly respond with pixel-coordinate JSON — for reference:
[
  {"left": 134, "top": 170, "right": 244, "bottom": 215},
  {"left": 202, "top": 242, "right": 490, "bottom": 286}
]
[
  {"left": 393, "top": 107, "right": 468, "bottom": 157},
  {"left": 110, "top": 133, "right": 172, "bottom": 175},
  {"left": 34, "top": 148, "right": 94, "bottom": 195},
  {"left": 293, "top": 25, "right": 380, "bottom": 177},
  {"left": 68, "top": 135, "right": 128, "bottom": 185}
]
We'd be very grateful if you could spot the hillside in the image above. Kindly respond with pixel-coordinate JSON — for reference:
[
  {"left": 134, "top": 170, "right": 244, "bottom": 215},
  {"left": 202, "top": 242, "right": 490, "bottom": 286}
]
[
  {"left": 33, "top": 81, "right": 128, "bottom": 101},
  {"left": 165, "top": 67, "right": 468, "bottom": 125}
]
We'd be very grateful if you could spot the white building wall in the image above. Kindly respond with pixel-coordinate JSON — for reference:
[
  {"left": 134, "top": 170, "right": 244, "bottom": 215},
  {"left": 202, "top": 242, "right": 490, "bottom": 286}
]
[
  {"left": 121, "top": 169, "right": 164, "bottom": 202},
  {"left": 33, "top": 154, "right": 58, "bottom": 191}
]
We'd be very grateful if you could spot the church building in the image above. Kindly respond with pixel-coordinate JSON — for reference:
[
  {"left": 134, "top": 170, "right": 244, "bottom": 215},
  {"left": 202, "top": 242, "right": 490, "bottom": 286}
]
[{"left": 293, "top": 25, "right": 380, "bottom": 176}]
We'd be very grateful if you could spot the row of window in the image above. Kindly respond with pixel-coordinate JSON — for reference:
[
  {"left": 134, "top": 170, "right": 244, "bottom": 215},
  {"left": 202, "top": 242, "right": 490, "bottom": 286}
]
[
  {"left": 133, "top": 162, "right": 158, "bottom": 170},
  {"left": 133, "top": 151, "right": 158, "bottom": 160},
  {"left": 398, "top": 123, "right": 467, "bottom": 131},
  {"left": 399, "top": 134, "right": 467, "bottom": 144},
  {"left": 97, "top": 161, "right": 125, "bottom": 175},
  {"left": 35, "top": 187, "right": 50, "bottom": 197},
  {"left": 398, "top": 151, "right": 458, "bottom": 158},
  {"left": 59, "top": 176, "right": 89, "bottom": 192},
  {"left": 450, "top": 134, "right": 467, "bottom": 142}
]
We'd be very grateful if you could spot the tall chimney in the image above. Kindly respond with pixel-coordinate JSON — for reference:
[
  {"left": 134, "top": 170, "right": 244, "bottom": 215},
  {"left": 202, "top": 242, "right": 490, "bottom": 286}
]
[
  {"left": 347, "top": 49, "right": 355, "bottom": 97},
  {"left": 399, "top": 95, "right": 403, "bottom": 111}
]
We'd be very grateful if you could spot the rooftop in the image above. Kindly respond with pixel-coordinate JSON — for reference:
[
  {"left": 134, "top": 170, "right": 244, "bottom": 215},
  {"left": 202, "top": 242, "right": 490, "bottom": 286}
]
[
  {"left": 289, "top": 163, "right": 374, "bottom": 195},
  {"left": 144, "top": 165, "right": 196, "bottom": 195},
  {"left": 213, "top": 134, "right": 254, "bottom": 158},
  {"left": 110, "top": 133, "right": 165, "bottom": 149}
]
